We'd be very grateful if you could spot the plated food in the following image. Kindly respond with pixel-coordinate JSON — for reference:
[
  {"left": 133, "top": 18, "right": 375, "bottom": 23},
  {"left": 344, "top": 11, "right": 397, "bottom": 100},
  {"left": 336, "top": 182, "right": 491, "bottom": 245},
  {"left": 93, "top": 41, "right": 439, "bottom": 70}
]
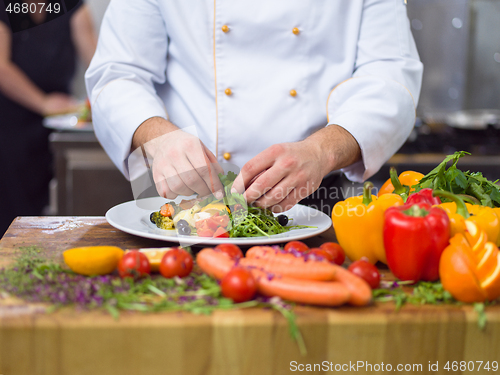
[
  {"left": 42, "top": 98, "right": 93, "bottom": 132},
  {"left": 149, "top": 172, "right": 311, "bottom": 238}
]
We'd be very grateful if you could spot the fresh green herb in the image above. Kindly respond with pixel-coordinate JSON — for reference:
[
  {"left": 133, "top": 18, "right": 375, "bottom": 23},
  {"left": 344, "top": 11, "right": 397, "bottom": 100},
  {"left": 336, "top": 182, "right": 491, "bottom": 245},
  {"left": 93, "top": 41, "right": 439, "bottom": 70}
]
[
  {"left": 374, "top": 281, "right": 487, "bottom": 329},
  {"left": 473, "top": 303, "right": 487, "bottom": 330},
  {"left": 260, "top": 297, "right": 307, "bottom": 356},
  {"left": 219, "top": 171, "right": 248, "bottom": 209},
  {"left": 413, "top": 151, "right": 500, "bottom": 207},
  {"left": 229, "top": 206, "right": 312, "bottom": 237},
  {"left": 154, "top": 172, "right": 315, "bottom": 237},
  {"left": 0, "top": 247, "right": 307, "bottom": 353}
]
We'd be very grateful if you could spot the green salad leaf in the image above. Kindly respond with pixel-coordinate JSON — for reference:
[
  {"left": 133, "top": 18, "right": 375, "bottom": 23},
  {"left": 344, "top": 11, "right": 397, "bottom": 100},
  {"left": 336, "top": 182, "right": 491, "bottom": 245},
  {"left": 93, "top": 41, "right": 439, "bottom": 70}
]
[{"left": 413, "top": 151, "right": 500, "bottom": 207}]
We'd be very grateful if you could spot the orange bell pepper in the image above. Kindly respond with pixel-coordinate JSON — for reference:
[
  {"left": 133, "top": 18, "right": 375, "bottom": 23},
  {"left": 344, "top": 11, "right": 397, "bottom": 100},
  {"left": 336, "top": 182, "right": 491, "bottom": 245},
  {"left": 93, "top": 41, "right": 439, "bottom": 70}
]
[
  {"left": 439, "top": 221, "right": 500, "bottom": 303},
  {"left": 332, "top": 182, "right": 404, "bottom": 264},
  {"left": 434, "top": 191, "right": 500, "bottom": 246},
  {"left": 378, "top": 167, "right": 424, "bottom": 197}
]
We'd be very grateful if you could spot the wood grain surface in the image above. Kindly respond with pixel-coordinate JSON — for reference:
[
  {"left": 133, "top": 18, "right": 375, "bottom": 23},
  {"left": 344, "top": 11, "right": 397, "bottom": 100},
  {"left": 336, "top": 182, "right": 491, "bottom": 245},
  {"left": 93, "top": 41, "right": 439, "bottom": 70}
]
[{"left": 0, "top": 217, "right": 499, "bottom": 375}]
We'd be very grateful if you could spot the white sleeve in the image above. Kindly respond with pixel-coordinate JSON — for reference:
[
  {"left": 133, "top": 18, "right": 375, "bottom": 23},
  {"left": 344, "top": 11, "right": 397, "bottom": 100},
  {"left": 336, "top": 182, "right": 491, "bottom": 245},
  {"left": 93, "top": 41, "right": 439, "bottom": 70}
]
[
  {"left": 85, "top": 0, "right": 168, "bottom": 180},
  {"left": 327, "top": 0, "right": 423, "bottom": 182}
]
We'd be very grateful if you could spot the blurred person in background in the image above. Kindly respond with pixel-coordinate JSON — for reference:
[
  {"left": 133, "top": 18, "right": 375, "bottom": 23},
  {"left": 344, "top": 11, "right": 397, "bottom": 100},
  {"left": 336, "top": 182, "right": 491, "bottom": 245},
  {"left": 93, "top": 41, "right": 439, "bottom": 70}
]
[{"left": 0, "top": 0, "right": 97, "bottom": 236}]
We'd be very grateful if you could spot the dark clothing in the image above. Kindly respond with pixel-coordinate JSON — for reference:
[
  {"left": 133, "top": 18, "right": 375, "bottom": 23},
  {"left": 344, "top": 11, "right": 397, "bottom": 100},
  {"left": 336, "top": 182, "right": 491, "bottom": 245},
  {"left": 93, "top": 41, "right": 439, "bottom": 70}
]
[
  {"left": 299, "top": 173, "right": 344, "bottom": 217},
  {"left": 0, "top": 1, "right": 82, "bottom": 236}
]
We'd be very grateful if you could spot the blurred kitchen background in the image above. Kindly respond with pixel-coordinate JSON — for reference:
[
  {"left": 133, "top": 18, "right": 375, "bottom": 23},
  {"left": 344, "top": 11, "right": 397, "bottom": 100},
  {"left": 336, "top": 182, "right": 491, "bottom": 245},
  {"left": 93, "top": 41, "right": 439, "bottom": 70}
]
[{"left": 51, "top": 0, "right": 500, "bottom": 215}]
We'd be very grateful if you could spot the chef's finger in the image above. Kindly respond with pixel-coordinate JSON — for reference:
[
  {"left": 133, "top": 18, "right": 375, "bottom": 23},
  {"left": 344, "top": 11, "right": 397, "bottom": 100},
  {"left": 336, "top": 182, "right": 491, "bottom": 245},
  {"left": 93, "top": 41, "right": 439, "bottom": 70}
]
[
  {"left": 174, "top": 159, "right": 213, "bottom": 197},
  {"left": 269, "top": 191, "right": 298, "bottom": 213},
  {"left": 161, "top": 160, "right": 198, "bottom": 197},
  {"left": 231, "top": 148, "right": 276, "bottom": 194},
  {"left": 253, "top": 176, "right": 296, "bottom": 209},
  {"left": 153, "top": 171, "right": 168, "bottom": 198},
  {"left": 186, "top": 151, "right": 224, "bottom": 197},
  {"left": 203, "top": 144, "right": 225, "bottom": 176},
  {"left": 166, "top": 172, "right": 196, "bottom": 197},
  {"left": 243, "top": 168, "right": 286, "bottom": 204},
  {"left": 201, "top": 146, "right": 225, "bottom": 197}
]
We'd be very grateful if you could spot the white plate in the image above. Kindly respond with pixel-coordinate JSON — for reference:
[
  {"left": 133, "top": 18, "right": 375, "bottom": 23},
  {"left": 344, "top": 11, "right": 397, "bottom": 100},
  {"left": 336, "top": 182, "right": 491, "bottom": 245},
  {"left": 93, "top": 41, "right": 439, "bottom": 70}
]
[
  {"left": 105, "top": 197, "right": 332, "bottom": 246},
  {"left": 43, "top": 113, "right": 93, "bottom": 132}
]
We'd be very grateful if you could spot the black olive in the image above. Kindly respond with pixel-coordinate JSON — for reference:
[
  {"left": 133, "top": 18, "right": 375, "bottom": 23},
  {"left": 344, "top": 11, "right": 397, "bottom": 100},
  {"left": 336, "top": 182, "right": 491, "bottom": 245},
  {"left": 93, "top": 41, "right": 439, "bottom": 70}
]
[
  {"left": 150, "top": 212, "right": 156, "bottom": 224},
  {"left": 177, "top": 225, "right": 192, "bottom": 235},
  {"left": 176, "top": 219, "right": 189, "bottom": 228},
  {"left": 277, "top": 214, "right": 288, "bottom": 226}
]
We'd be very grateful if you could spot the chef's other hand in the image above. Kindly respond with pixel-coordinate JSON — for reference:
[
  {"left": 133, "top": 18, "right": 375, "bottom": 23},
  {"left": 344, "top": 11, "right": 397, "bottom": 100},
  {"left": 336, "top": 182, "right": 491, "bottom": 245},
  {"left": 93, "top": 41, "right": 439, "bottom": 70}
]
[
  {"left": 231, "top": 125, "right": 361, "bottom": 212},
  {"left": 42, "top": 93, "right": 79, "bottom": 116},
  {"left": 132, "top": 117, "right": 224, "bottom": 199}
]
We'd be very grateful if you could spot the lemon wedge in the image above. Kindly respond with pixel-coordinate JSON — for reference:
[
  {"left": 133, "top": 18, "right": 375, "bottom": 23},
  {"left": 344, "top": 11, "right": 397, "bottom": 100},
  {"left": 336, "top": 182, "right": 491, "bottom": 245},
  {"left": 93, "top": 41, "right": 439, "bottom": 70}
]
[
  {"left": 63, "top": 246, "right": 124, "bottom": 276},
  {"left": 201, "top": 202, "right": 230, "bottom": 215}
]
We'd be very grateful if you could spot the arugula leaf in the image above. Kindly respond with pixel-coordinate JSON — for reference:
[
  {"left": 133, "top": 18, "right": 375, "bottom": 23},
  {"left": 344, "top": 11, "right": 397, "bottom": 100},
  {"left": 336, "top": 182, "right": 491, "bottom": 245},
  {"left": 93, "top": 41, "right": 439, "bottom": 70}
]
[{"left": 413, "top": 151, "right": 500, "bottom": 207}]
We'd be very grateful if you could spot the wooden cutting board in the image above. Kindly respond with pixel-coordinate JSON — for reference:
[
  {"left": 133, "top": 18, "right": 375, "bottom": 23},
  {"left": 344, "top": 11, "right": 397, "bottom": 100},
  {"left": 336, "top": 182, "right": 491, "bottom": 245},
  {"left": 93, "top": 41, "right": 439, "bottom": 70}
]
[{"left": 0, "top": 217, "right": 499, "bottom": 375}]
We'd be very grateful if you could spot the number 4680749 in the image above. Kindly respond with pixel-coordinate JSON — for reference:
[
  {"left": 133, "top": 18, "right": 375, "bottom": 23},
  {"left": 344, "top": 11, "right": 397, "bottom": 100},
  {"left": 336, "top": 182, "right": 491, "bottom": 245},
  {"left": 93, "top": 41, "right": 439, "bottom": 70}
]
[
  {"left": 444, "top": 361, "right": 498, "bottom": 372},
  {"left": 5, "top": 2, "right": 61, "bottom": 14}
]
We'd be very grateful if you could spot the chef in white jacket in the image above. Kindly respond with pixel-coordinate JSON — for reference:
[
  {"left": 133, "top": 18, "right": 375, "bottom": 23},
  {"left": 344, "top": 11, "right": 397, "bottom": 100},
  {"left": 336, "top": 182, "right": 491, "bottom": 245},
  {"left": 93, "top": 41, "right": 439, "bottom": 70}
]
[{"left": 86, "top": 0, "right": 423, "bottom": 213}]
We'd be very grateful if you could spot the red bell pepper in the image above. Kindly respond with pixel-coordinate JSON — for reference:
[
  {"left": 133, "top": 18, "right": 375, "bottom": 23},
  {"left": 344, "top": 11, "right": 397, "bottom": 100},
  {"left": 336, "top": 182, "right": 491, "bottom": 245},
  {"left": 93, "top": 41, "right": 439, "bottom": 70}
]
[
  {"left": 383, "top": 202, "right": 450, "bottom": 281},
  {"left": 405, "top": 188, "right": 441, "bottom": 206}
]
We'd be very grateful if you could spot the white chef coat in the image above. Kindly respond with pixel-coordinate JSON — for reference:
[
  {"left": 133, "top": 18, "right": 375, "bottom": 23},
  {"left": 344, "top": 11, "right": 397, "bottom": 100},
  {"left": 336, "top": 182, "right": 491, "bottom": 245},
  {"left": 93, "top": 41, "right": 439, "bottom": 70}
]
[{"left": 85, "top": 0, "right": 423, "bottom": 183}]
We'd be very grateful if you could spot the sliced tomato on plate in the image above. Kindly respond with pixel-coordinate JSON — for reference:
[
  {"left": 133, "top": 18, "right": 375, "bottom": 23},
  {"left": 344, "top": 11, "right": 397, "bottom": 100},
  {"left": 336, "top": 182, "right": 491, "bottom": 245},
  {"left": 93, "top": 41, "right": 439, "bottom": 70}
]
[{"left": 213, "top": 227, "right": 229, "bottom": 238}]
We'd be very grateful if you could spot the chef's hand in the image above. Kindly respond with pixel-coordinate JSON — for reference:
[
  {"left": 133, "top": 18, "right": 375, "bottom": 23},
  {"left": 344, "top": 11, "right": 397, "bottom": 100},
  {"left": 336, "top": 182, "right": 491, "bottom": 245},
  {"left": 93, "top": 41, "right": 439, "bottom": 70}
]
[
  {"left": 231, "top": 125, "right": 361, "bottom": 212},
  {"left": 132, "top": 117, "right": 224, "bottom": 199}
]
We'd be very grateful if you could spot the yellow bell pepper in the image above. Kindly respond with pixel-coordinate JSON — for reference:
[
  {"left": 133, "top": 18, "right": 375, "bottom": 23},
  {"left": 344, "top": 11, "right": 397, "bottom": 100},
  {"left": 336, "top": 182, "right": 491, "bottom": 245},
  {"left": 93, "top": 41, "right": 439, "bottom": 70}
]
[
  {"left": 435, "top": 191, "right": 500, "bottom": 246},
  {"left": 332, "top": 182, "right": 404, "bottom": 264}
]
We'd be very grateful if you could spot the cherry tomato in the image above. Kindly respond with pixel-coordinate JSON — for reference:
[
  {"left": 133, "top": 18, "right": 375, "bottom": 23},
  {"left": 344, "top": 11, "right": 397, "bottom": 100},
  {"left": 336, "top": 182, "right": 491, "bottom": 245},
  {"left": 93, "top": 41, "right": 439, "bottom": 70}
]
[
  {"left": 348, "top": 259, "right": 381, "bottom": 289},
  {"left": 319, "top": 242, "right": 346, "bottom": 266},
  {"left": 118, "top": 251, "right": 151, "bottom": 279},
  {"left": 308, "top": 248, "right": 335, "bottom": 263},
  {"left": 160, "top": 203, "right": 175, "bottom": 217},
  {"left": 214, "top": 243, "right": 243, "bottom": 260},
  {"left": 159, "top": 248, "right": 194, "bottom": 278},
  {"left": 220, "top": 267, "right": 257, "bottom": 303},
  {"left": 283, "top": 240, "right": 309, "bottom": 254},
  {"left": 195, "top": 220, "right": 215, "bottom": 237}
]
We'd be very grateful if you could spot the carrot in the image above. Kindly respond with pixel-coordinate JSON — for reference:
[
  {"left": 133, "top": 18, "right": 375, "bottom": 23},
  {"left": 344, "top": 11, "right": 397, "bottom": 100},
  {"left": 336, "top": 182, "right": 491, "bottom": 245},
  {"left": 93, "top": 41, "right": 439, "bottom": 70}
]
[{"left": 245, "top": 246, "right": 372, "bottom": 306}]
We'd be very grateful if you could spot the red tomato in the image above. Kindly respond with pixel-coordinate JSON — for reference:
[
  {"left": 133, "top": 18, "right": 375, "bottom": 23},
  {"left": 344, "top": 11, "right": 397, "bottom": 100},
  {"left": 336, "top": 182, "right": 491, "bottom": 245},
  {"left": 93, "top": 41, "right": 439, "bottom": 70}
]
[
  {"left": 308, "top": 248, "right": 335, "bottom": 263},
  {"left": 348, "top": 259, "right": 381, "bottom": 289},
  {"left": 283, "top": 240, "right": 309, "bottom": 254},
  {"left": 207, "top": 217, "right": 220, "bottom": 231},
  {"left": 198, "top": 229, "right": 214, "bottom": 237},
  {"left": 213, "top": 215, "right": 230, "bottom": 228},
  {"left": 195, "top": 220, "right": 215, "bottom": 237},
  {"left": 214, "top": 243, "right": 243, "bottom": 260},
  {"left": 213, "top": 227, "right": 230, "bottom": 238},
  {"left": 159, "top": 248, "right": 194, "bottom": 278},
  {"left": 220, "top": 267, "right": 257, "bottom": 303},
  {"left": 319, "top": 242, "right": 346, "bottom": 266},
  {"left": 118, "top": 251, "right": 151, "bottom": 279}
]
